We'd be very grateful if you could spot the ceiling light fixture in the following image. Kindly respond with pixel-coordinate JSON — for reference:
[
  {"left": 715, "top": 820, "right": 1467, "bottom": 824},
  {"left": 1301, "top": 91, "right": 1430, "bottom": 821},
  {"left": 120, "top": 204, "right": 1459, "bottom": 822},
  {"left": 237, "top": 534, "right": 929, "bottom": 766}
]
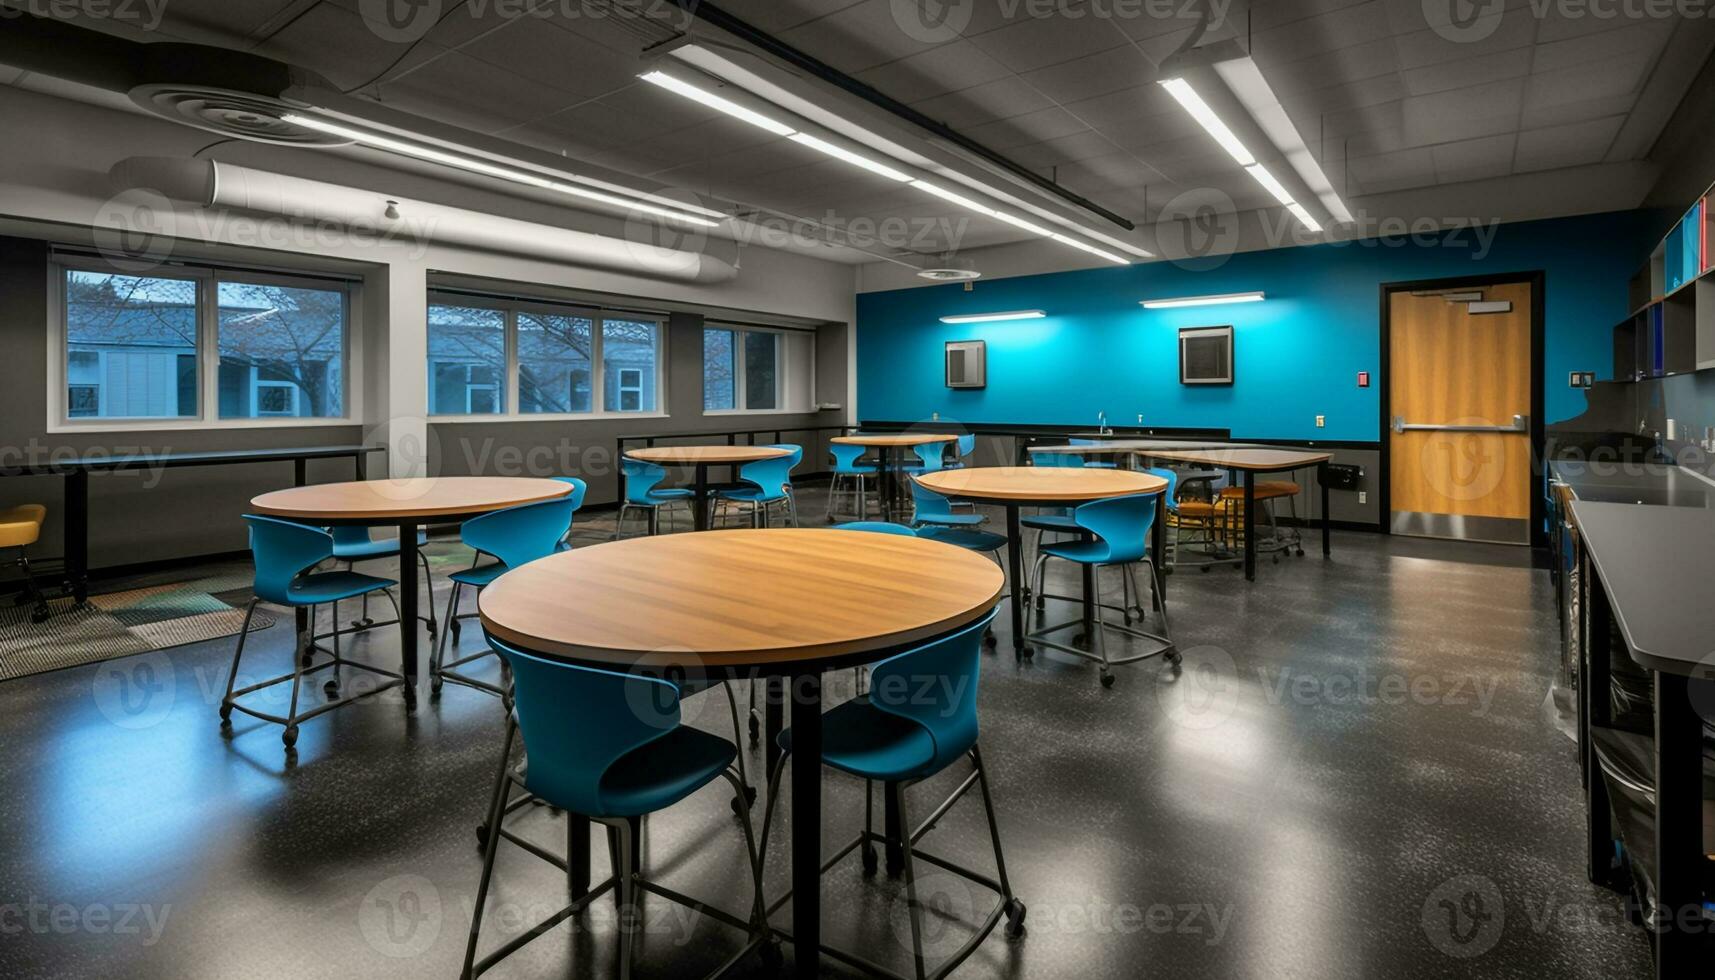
[
  {"left": 1050, "top": 233, "right": 1128, "bottom": 265},
  {"left": 281, "top": 113, "right": 721, "bottom": 227},
  {"left": 788, "top": 133, "right": 912, "bottom": 181},
  {"left": 1285, "top": 202, "right": 1323, "bottom": 233},
  {"left": 1244, "top": 164, "right": 1294, "bottom": 207},
  {"left": 1158, "top": 77, "right": 1254, "bottom": 167},
  {"left": 1141, "top": 291, "right": 1265, "bottom": 309},
  {"left": 939, "top": 310, "right": 1046, "bottom": 323},
  {"left": 911, "top": 180, "right": 996, "bottom": 216},
  {"left": 637, "top": 70, "right": 794, "bottom": 136}
]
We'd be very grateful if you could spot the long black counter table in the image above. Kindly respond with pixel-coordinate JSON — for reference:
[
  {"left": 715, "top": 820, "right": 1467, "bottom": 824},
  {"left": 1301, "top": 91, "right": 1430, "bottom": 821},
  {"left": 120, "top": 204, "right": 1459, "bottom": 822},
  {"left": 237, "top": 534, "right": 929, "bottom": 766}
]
[
  {"left": 1567, "top": 498, "right": 1715, "bottom": 978},
  {"left": 0, "top": 444, "right": 383, "bottom": 602}
]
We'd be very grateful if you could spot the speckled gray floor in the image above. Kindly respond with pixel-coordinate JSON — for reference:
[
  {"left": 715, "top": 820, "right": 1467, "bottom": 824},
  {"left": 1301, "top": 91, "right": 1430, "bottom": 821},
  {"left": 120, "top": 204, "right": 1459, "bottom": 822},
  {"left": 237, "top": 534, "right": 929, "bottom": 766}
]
[{"left": 0, "top": 486, "right": 1653, "bottom": 979}]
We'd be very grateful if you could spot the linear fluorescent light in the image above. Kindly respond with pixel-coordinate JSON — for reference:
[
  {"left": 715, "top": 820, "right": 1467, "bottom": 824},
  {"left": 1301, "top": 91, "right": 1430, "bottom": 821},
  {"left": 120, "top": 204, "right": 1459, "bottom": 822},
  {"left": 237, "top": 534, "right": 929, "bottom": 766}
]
[
  {"left": 1050, "top": 233, "right": 1128, "bottom": 266},
  {"left": 638, "top": 70, "right": 795, "bottom": 136},
  {"left": 992, "top": 211, "right": 1056, "bottom": 237},
  {"left": 939, "top": 310, "right": 1046, "bottom": 324},
  {"left": 281, "top": 114, "right": 720, "bottom": 227},
  {"left": 788, "top": 133, "right": 912, "bottom": 182},
  {"left": 1285, "top": 202, "right": 1323, "bottom": 233},
  {"left": 1245, "top": 164, "right": 1294, "bottom": 206},
  {"left": 1158, "top": 77, "right": 1254, "bottom": 167},
  {"left": 911, "top": 180, "right": 997, "bottom": 216},
  {"left": 1141, "top": 291, "right": 1265, "bottom": 309},
  {"left": 1215, "top": 57, "right": 1353, "bottom": 225}
]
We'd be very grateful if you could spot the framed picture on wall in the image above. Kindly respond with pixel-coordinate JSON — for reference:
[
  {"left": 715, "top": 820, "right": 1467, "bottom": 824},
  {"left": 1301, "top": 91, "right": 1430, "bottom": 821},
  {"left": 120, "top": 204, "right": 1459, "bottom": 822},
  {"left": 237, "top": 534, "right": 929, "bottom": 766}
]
[
  {"left": 946, "top": 340, "right": 986, "bottom": 388},
  {"left": 1179, "top": 326, "right": 1233, "bottom": 385}
]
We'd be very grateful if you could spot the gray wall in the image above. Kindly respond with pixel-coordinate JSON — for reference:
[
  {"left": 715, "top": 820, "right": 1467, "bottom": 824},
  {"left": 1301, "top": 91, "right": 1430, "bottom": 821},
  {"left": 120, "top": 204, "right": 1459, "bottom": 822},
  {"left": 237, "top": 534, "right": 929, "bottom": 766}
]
[{"left": 0, "top": 238, "right": 849, "bottom": 575}]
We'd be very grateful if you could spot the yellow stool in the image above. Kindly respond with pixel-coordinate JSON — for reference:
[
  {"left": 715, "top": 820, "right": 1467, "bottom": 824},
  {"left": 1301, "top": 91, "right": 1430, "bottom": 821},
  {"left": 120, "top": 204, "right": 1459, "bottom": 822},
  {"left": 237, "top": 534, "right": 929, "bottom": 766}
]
[{"left": 2, "top": 504, "right": 51, "bottom": 623}]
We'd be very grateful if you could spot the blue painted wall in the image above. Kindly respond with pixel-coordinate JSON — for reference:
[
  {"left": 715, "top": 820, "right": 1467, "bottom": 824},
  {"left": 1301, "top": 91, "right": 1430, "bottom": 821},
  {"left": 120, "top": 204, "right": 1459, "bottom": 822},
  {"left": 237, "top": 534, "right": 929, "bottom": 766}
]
[{"left": 856, "top": 209, "right": 1659, "bottom": 442}]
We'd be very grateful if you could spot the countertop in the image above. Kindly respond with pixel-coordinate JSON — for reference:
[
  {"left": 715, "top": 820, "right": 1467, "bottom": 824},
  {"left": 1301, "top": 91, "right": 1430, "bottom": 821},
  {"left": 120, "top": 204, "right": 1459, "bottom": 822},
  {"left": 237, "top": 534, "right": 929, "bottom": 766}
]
[
  {"left": 1567, "top": 499, "right": 1715, "bottom": 677},
  {"left": 1549, "top": 458, "right": 1712, "bottom": 508}
]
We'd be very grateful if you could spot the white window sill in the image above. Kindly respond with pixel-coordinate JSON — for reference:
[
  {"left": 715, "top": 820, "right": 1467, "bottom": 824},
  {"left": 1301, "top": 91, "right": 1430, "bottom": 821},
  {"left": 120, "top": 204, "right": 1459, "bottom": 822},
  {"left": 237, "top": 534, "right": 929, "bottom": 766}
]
[
  {"left": 47, "top": 417, "right": 358, "bottom": 434},
  {"left": 428, "top": 411, "right": 672, "bottom": 425},
  {"left": 703, "top": 408, "right": 815, "bottom": 417}
]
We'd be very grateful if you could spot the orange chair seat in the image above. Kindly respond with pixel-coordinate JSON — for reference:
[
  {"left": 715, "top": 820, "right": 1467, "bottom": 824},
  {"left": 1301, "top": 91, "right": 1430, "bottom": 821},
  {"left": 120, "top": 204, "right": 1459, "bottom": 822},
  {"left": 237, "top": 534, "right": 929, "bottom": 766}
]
[
  {"left": 0, "top": 503, "right": 46, "bottom": 549},
  {"left": 1219, "top": 483, "right": 1300, "bottom": 502}
]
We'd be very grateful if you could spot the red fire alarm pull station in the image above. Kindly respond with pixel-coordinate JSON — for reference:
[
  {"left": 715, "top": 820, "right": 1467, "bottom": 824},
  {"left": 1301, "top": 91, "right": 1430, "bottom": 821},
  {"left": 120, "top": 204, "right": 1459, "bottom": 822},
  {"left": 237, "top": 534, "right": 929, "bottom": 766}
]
[{"left": 1357, "top": 371, "right": 1370, "bottom": 388}]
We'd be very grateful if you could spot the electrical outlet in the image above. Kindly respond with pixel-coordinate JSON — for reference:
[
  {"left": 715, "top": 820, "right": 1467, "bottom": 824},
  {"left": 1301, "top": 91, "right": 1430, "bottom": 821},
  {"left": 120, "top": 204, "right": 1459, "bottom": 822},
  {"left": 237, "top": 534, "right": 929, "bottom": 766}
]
[
  {"left": 1315, "top": 415, "right": 1325, "bottom": 428},
  {"left": 1358, "top": 491, "right": 1367, "bottom": 504},
  {"left": 1136, "top": 414, "right": 1143, "bottom": 424}
]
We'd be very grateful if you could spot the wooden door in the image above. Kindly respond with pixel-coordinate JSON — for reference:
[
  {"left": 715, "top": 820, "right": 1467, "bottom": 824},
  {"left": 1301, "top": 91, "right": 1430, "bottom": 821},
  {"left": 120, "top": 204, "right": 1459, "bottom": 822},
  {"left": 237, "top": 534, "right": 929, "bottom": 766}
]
[{"left": 1388, "top": 282, "right": 1533, "bottom": 543}]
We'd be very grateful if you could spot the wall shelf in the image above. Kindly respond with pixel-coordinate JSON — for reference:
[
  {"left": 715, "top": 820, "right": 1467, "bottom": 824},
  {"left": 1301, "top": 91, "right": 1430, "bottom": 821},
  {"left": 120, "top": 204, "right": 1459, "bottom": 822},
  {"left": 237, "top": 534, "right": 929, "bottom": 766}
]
[{"left": 1613, "top": 190, "right": 1715, "bottom": 380}]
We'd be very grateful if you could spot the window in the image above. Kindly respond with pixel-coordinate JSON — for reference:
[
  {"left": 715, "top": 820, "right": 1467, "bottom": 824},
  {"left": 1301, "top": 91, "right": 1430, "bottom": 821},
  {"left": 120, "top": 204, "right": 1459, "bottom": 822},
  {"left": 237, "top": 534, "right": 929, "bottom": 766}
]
[
  {"left": 428, "top": 304, "right": 506, "bottom": 416},
  {"left": 426, "top": 292, "right": 664, "bottom": 418},
  {"left": 518, "top": 311, "right": 593, "bottom": 414},
  {"left": 602, "top": 319, "right": 659, "bottom": 414},
  {"left": 217, "top": 281, "right": 345, "bottom": 419},
  {"left": 704, "top": 324, "right": 809, "bottom": 414},
  {"left": 57, "top": 264, "right": 353, "bottom": 427}
]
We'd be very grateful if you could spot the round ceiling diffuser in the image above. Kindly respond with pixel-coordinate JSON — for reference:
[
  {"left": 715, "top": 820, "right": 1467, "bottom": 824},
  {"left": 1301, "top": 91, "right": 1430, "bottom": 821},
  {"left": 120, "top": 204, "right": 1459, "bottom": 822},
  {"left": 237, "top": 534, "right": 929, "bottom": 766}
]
[
  {"left": 126, "top": 43, "right": 347, "bottom": 147},
  {"left": 916, "top": 256, "right": 980, "bottom": 282}
]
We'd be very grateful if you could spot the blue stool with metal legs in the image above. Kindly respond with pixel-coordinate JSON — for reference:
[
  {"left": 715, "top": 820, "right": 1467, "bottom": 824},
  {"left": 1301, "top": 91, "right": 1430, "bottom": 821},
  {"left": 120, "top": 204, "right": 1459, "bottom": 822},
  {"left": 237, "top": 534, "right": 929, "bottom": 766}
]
[
  {"left": 432, "top": 496, "right": 574, "bottom": 699},
  {"left": 1028, "top": 493, "right": 1178, "bottom": 687},
  {"left": 615, "top": 458, "right": 692, "bottom": 538},
  {"left": 945, "top": 433, "right": 977, "bottom": 469},
  {"left": 1069, "top": 437, "right": 1117, "bottom": 468},
  {"left": 219, "top": 516, "right": 405, "bottom": 750},
  {"left": 909, "top": 480, "right": 1003, "bottom": 650},
  {"left": 900, "top": 440, "right": 949, "bottom": 476},
  {"left": 463, "top": 636, "right": 769, "bottom": 980},
  {"left": 758, "top": 610, "right": 1024, "bottom": 979},
  {"left": 714, "top": 444, "right": 802, "bottom": 527},
  {"left": 826, "top": 442, "right": 880, "bottom": 522},
  {"left": 552, "top": 476, "right": 588, "bottom": 551},
  {"left": 908, "top": 474, "right": 986, "bottom": 529}
]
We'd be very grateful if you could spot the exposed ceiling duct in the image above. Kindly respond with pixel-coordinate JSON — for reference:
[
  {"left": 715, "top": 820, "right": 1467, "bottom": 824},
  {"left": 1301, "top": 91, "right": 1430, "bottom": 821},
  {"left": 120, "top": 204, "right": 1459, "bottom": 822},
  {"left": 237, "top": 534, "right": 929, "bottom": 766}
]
[{"left": 108, "top": 157, "right": 740, "bottom": 284}]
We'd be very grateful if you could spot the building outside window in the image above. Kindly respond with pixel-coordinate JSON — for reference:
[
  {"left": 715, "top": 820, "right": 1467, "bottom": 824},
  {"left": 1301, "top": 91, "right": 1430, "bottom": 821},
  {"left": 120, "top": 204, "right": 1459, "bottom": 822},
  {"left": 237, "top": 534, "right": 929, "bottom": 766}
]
[
  {"left": 703, "top": 323, "right": 808, "bottom": 414},
  {"left": 58, "top": 265, "right": 350, "bottom": 426}
]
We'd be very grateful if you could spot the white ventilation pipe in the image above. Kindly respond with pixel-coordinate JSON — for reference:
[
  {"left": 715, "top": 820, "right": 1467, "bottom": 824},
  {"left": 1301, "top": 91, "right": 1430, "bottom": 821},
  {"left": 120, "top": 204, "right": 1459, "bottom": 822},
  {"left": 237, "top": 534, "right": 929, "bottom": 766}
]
[{"left": 108, "top": 156, "right": 739, "bottom": 284}]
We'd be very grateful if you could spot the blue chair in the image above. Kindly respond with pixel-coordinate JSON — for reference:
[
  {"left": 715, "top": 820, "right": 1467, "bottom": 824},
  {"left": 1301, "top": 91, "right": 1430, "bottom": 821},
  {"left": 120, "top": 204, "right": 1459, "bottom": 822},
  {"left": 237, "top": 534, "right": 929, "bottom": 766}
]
[
  {"left": 826, "top": 442, "right": 879, "bottom": 523},
  {"left": 908, "top": 475, "right": 985, "bottom": 528},
  {"left": 464, "top": 636, "right": 767, "bottom": 980},
  {"left": 758, "top": 610, "right": 1023, "bottom": 979},
  {"left": 831, "top": 521, "right": 915, "bottom": 535},
  {"left": 432, "top": 496, "right": 574, "bottom": 699},
  {"left": 714, "top": 444, "right": 802, "bottom": 527},
  {"left": 1028, "top": 493, "right": 1179, "bottom": 686},
  {"left": 615, "top": 457, "right": 693, "bottom": 538},
  {"left": 552, "top": 476, "right": 588, "bottom": 551},
  {"left": 945, "top": 433, "right": 978, "bottom": 469},
  {"left": 900, "top": 440, "right": 948, "bottom": 476},
  {"left": 1069, "top": 437, "right": 1118, "bottom": 468},
  {"left": 325, "top": 525, "right": 438, "bottom": 643},
  {"left": 219, "top": 516, "right": 403, "bottom": 750}
]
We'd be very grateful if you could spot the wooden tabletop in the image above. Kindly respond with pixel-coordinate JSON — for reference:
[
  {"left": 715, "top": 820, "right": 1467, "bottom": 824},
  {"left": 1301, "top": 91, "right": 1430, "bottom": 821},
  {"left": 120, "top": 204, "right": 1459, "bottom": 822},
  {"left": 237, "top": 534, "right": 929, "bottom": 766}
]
[
  {"left": 478, "top": 528, "right": 1004, "bottom": 670},
  {"left": 627, "top": 445, "right": 792, "bottom": 465},
  {"left": 831, "top": 434, "right": 959, "bottom": 448},
  {"left": 1138, "top": 448, "right": 1333, "bottom": 471},
  {"left": 1030, "top": 441, "right": 1252, "bottom": 456},
  {"left": 916, "top": 466, "right": 1166, "bottom": 503},
  {"left": 250, "top": 476, "right": 572, "bottom": 521}
]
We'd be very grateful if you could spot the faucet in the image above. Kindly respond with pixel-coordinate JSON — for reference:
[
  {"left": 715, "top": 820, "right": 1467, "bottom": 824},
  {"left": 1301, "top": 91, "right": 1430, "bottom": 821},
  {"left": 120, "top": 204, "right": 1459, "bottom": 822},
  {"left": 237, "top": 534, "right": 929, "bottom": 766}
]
[{"left": 1098, "top": 411, "right": 1110, "bottom": 435}]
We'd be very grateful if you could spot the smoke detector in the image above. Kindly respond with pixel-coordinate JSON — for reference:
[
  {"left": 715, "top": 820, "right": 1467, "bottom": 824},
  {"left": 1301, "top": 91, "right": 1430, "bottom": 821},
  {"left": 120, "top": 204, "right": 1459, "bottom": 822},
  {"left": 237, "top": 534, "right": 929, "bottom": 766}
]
[
  {"left": 917, "top": 256, "right": 980, "bottom": 282},
  {"left": 127, "top": 43, "right": 348, "bottom": 147}
]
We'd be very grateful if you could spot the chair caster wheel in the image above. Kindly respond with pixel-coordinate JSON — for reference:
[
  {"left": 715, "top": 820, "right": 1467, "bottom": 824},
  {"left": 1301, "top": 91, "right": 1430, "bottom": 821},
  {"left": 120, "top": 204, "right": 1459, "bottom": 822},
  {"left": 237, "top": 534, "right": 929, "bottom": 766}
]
[
  {"left": 861, "top": 844, "right": 879, "bottom": 876},
  {"left": 450, "top": 621, "right": 462, "bottom": 643},
  {"left": 759, "top": 937, "right": 785, "bottom": 968},
  {"left": 30, "top": 607, "right": 50, "bottom": 624},
  {"left": 983, "top": 629, "right": 997, "bottom": 649},
  {"left": 747, "top": 715, "right": 760, "bottom": 744},
  {"left": 1296, "top": 547, "right": 1305, "bottom": 557},
  {"left": 1003, "top": 898, "right": 1027, "bottom": 938},
  {"left": 282, "top": 725, "right": 299, "bottom": 749},
  {"left": 1200, "top": 566, "right": 1211, "bottom": 573},
  {"left": 323, "top": 680, "right": 340, "bottom": 698},
  {"left": 300, "top": 651, "right": 314, "bottom": 667},
  {"left": 1100, "top": 671, "right": 1116, "bottom": 688},
  {"left": 431, "top": 676, "right": 444, "bottom": 697},
  {"left": 1166, "top": 649, "right": 1183, "bottom": 666},
  {"left": 475, "top": 823, "right": 489, "bottom": 848},
  {"left": 219, "top": 703, "right": 233, "bottom": 722},
  {"left": 729, "top": 785, "right": 757, "bottom": 813}
]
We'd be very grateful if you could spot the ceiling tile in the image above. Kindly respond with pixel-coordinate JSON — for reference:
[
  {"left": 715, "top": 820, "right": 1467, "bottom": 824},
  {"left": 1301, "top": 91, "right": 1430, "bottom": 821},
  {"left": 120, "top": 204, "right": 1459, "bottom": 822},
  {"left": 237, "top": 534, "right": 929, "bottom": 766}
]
[
  {"left": 1520, "top": 93, "right": 1636, "bottom": 131},
  {"left": 711, "top": 0, "right": 867, "bottom": 33},
  {"left": 1531, "top": 17, "right": 1673, "bottom": 73},
  {"left": 1431, "top": 133, "right": 1516, "bottom": 182},
  {"left": 959, "top": 106, "right": 1092, "bottom": 150},
  {"left": 1525, "top": 55, "right": 1653, "bottom": 112},
  {"left": 1390, "top": 10, "right": 1538, "bottom": 71},
  {"left": 1400, "top": 78, "right": 1525, "bottom": 145},
  {"left": 1251, "top": 0, "right": 1377, "bottom": 32},
  {"left": 909, "top": 77, "right": 1059, "bottom": 128},
  {"left": 853, "top": 39, "right": 1013, "bottom": 102},
  {"left": 1401, "top": 48, "right": 1531, "bottom": 97},
  {"left": 778, "top": 0, "right": 949, "bottom": 74},
  {"left": 1250, "top": 0, "right": 1396, "bottom": 61},
  {"left": 966, "top": 12, "right": 1132, "bottom": 74},
  {"left": 1261, "top": 38, "right": 1400, "bottom": 97},
  {"left": 1514, "top": 115, "right": 1625, "bottom": 172},
  {"left": 457, "top": 17, "right": 640, "bottom": 99},
  {"left": 1016, "top": 44, "right": 1154, "bottom": 104},
  {"left": 1008, "top": 129, "right": 1126, "bottom": 168}
]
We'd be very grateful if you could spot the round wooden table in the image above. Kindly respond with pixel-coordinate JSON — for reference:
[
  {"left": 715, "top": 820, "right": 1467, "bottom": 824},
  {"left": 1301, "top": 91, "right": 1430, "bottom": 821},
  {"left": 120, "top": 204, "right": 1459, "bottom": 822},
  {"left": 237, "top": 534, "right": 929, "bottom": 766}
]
[
  {"left": 249, "top": 476, "right": 573, "bottom": 707},
  {"left": 915, "top": 466, "right": 1167, "bottom": 657},
  {"left": 829, "top": 433, "right": 959, "bottom": 521},
  {"left": 479, "top": 528, "right": 1003, "bottom": 980},
  {"left": 625, "top": 445, "right": 792, "bottom": 531}
]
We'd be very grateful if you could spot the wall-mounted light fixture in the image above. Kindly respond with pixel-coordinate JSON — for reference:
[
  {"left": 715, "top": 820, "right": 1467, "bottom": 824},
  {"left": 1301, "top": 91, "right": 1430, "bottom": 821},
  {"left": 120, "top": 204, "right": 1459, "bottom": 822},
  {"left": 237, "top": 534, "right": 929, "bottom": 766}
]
[
  {"left": 939, "top": 310, "right": 1047, "bottom": 324},
  {"left": 1141, "top": 292, "right": 1264, "bottom": 309}
]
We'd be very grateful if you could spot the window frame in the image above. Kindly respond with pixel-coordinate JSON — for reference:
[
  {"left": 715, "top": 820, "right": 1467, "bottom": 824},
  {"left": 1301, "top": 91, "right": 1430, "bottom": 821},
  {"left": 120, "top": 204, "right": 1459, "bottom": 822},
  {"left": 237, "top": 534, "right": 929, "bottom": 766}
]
[
  {"left": 427, "top": 290, "right": 667, "bottom": 422},
  {"left": 703, "top": 323, "right": 804, "bottom": 417},
  {"left": 48, "top": 257, "right": 359, "bottom": 432}
]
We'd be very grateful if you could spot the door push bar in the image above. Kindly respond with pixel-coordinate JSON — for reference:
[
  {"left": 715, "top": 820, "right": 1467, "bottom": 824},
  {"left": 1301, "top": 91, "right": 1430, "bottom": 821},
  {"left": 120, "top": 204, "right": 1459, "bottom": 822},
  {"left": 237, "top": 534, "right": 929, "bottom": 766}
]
[{"left": 1391, "top": 414, "right": 1528, "bottom": 434}]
